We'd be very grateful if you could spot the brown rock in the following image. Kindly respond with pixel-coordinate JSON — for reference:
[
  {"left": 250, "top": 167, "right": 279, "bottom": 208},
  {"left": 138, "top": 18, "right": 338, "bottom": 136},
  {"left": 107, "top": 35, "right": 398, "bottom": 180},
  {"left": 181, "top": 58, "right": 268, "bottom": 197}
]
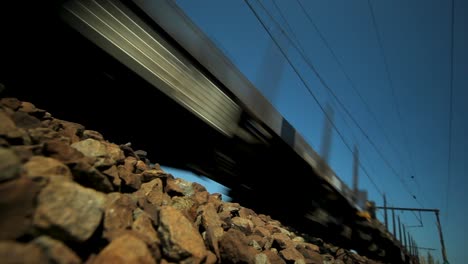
[
  {"left": 208, "top": 193, "right": 223, "bottom": 211},
  {"left": 247, "top": 234, "right": 267, "bottom": 249},
  {"left": 239, "top": 207, "right": 257, "bottom": 218},
  {"left": 12, "top": 144, "right": 44, "bottom": 163},
  {"left": 12, "top": 111, "right": 41, "bottom": 129},
  {"left": 0, "top": 97, "right": 21, "bottom": 110},
  {"left": 0, "top": 176, "right": 42, "bottom": 239},
  {"left": 199, "top": 203, "right": 224, "bottom": 258},
  {"left": 0, "top": 241, "right": 48, "bottom": 264},
  {"left": 219, "top": 229, "right": 257, "bottom": 263},
  {"left": 135, "top": 178, "right": 167, "bottom": 206},
  {"left": 192, "top": 182, "right": 207, "bottom": 193},
  {"left": 102, "top": 165, "right": 121, "bottom": 188},
  {"left": 34, "top": 180, "right": 106, "bottom": 242},
  {"left": 23, "top": 156, "right": 73, "bottom": 182},
  {"left": 296, "top": 242, "right": 320, "bottom": 253},
  {"left": 254, "top": 226, "right": 271, "bottom": 237},
  {"left": 82, "top": 130, "right": 104, "bottom": 141},
  {"left": 231, "top": 216, "right": 255, "bottom": 235},
  {"left": 93, "top": 234, "right": 156, "bottom": 264},
  {"left": 33, "top": 235, "right": 82, "bottom": 264},
  {"left": 118, "top": 165, "right": 141, "bottom": 190},
  {"left": 102, "top": 141, "right": 125, "bottom": 164},
  {"left": 171, "top": 196, "right": 195, "bottom": 212},
  {"left": 4, "top": 127, "right": 31, "bottom": 145},
  {"left": 220, "top": 202, "right": 241, "bottom": 218},
  {"left": 165, "top": 178, "right": 185, "bottom": 197},
  {"left": 280, "top": 247, "right": 305, "bottom": 263},
  {"left": 28, "top": 127, "right": 61, "bottom": 143},
  {"left": 135, "top": 160, "right": 147, "bottom": 173},
  {"left": 263, "top": 250, "right": 287, "bottom": 264},
  {"left": 193, "top": 191, "right": 209, "bottom": 205},
  {"left": 71, "top": 159, "right": 114, "bottom": 193},
  {"left": 51, "top": 119, "right": 84, "bottom": 144},
  {"left": 272, "top": 233, "right": 294, "bottom": 250},
  {"left": 136, "top": 198, "right": 160, "bottom": 223},
  {"left": 132, "top": 212, "right": 160, "bottom": 245},
  {"left": 132, "top": 212, "right": 162, "bottom": 260},
  {"left": 205, "top": 250, "right": 218, "bottom": 264},
  {"left": 158, "top": 206, "right": 207, "bottom": 263},
  {"left": 103, "top": 193, "right": 136, "bottom": 240},
  {"left": 296, "top": 244, "right": 323, "bottom": 264},
  {"left": 71, "top": 138, "right": 121, "bottom": 163},
  {"left": 141, "top": 168, "right": 171, "bottom": 182},
  {"left": 43, "top": 139, "right": 84, "bottom": 164},
  {"left": 0, "top": 147, "right": 21, "bottom": 181},
  {"left": 19, "top": 101, "right": 45, "bottom": 118},
  {"left": 0, "top": 109, "right": 16, "bottom": 135},
  {"left": 200, "top": 203, "right": 223, "bottom": 236},
  {"left": 251, "top": 215, "right": 266, "bottom": 228},
  {"left": 321, "top": 254, "right": 334, "bottom": 264}
]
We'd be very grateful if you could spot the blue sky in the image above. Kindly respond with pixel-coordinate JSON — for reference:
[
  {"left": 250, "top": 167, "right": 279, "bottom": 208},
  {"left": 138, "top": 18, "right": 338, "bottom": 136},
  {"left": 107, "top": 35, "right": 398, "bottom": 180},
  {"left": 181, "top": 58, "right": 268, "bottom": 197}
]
[{"left": 164, "top": 1, "right": 467, "bottom": 263}]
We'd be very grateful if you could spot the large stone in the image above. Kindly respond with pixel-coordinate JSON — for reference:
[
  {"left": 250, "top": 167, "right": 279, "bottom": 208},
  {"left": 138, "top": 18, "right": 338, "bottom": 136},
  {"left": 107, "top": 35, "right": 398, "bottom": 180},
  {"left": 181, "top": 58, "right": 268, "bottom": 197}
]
[
  {"left": 0, "top": 109, "right": 16, "bottom": 135},
  {"left": 51, "top": 119, "right": 84, "bottom": 144},
  {"left": 132, "top": 212, "right": 162, "bottom": 260},
  {"left": 231, "top": 216, "right": 255, "bottom": 235},
  {"left": 158, "top": 206, "right": 207, "bottom": 263},
  {"left": 0, "top": 147, "right": 21, "bottom": 181},
  {"left": 82, "top": 130, "right": 104, "bottom": 141},
  {"left": 102, "top": 141, "right": 125, "bottom": 164},
  {"left": 23, "top": 156, "right": 73, "bottom": 182},
  {"left": 12, "top": 111, "right": 41, "bottom": 129},
  {"left": 272, "top": 233, "right": 294, "bottom": 250},
  {"left": 102, "top": 165, "right": 121, "bottom": 188},
  {"left": 33, "top": 235, "right": 82, "bottom": 264},
  {"left": 118, "top": 164, "right": 141, "bottom": 190},
  {"left": 199, "top": 203, "right": 224, "bottom": 259},
  {"left": 43, "top": 139, "right": 84, "bottom": 164},
  {"left": 135, "top": 178, "right": 168, "bottom": 206},
  {"left": 33, "top": 180, "right": 106, "bottom": 242},
  {"left": 0, "top": 241, "right": 48, "bottom": 264},
  {"left": 166, "top": 178, "right": 195, "bottom": 197},
  {"left": 93, "top": 234, "right": 156, "bottom": 264},
  {"left": 263, "top": 250, "right": 287, "bottom": 264},
  {"left": 141, "top": 168, "right": 171, "bottom": 182},
  {"left": 219, "top": 229, "right": 257, "bottom": 263},
  {"left": 19, "top": 101, "right": 46, "bottom": 118},
  {"left": 103, "top": 193, "right": 136, "bottom": 240},
  {"left": 71, "top": 159, "right": 114, "bottom": 192},
  {"left": 0, "top": 176, "right": 42, "bottom": 239},
  {"left": 28, "top": 127, "right": 61, "bottom": 143},
  {"left": 280, "top": 247, "right": 305, "bottom": 263},
  {"left": 71, "top": 138, "right": 106, "bottom": 157},
  {"left": 0, "top": 97, "right": 21, "bottom": 110}
]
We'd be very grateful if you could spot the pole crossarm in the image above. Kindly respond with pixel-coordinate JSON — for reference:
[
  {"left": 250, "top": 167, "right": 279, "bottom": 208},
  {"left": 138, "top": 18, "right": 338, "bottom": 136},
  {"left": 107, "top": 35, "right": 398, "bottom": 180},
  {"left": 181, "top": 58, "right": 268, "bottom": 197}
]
[
  {"left": 376, "top": 206, "right": 439, "bottom": 213},
  {"left": 376, "top": 206, "right": 448, "bottom": 263}
]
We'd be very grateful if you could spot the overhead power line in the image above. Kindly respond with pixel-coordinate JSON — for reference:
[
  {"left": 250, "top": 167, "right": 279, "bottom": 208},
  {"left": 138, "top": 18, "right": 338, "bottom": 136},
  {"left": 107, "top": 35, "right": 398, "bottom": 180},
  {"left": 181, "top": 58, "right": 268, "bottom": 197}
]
[
  {"left": 256, "top": 0, "right": 422, "bottom": 203},
  {"left": 244, "top": 0, "right": 385, "bottom": 196},
  {"left": 445, "top": 0, "right": 455, "bottom": 221},
  {"left": 366, "top": 0, "right": 422, "bottom": 202},
  {"left": 294, "top": 0, "right": 418, "bottom": 189}
]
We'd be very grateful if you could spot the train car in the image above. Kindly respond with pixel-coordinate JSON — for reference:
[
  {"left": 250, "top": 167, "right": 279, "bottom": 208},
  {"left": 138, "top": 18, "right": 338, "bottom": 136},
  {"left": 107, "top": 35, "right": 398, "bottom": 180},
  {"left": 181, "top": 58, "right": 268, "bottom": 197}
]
[{"left": 1, "top": 0, "right": 414, "bottom": 262}]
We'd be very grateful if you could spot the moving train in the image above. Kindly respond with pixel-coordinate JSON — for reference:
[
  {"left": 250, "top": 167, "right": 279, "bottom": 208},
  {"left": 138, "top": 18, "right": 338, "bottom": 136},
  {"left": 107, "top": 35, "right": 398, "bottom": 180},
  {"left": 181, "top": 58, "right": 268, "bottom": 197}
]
[{"left": 1, "top": 0, "right": 416, "bottom": 262}]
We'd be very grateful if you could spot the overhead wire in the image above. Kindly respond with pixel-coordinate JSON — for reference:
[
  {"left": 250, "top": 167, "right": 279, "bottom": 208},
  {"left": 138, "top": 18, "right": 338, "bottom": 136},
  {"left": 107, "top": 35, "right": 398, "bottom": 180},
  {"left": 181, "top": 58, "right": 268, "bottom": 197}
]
[
  {"left": 244, "top": 0, "right": 385, "bottom": 196},
  {"left": 445, "top": 0, "right": 455, "bottom": 221},
  {"left": 366, "top": 0, "right": 424, "bottom": 208},
  {"left": 254, "top": 0, "right": 420, "bottom": 202}
]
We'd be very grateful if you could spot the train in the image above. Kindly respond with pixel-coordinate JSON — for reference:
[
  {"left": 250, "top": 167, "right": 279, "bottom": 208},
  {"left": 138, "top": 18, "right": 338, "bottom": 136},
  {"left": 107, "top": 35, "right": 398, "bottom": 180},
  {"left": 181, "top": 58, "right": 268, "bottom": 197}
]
[{"left": 1, "top": 0, "right": 417, "bottom": 263}]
